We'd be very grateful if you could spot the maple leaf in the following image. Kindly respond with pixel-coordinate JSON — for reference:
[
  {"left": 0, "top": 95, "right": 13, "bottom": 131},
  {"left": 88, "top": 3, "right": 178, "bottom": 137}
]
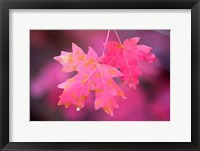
[
  {"left": 54, "top": 43, "right": 126, "bottom": 116},
  {"left": 100, "top": 37, "right": 158, "bottom": 88}
]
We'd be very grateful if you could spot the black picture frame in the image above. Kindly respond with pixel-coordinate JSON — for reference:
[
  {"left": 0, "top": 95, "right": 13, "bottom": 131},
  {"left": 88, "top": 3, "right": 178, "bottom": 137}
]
[{"left": 0, "top": 0, "right": 199, "bottom": 151}]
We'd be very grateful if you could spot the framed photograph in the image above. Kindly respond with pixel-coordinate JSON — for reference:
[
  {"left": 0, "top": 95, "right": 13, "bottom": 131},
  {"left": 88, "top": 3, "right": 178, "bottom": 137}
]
[{"left": 0, "top": 0, "right": 199, "bottom": 151}]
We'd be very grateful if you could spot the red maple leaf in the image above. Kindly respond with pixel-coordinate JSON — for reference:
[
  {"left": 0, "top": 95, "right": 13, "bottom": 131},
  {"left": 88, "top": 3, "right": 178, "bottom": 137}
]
[
  {"left": 100, "top": 37, "right": 158, "bottom": 88},
  {"left": 54, "top": 43, "right": 126, "bottom": 116}
]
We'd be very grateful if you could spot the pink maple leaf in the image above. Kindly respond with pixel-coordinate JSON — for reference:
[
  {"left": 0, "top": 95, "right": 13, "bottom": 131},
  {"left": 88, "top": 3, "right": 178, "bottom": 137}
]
[
  {"left": 100, "top": 37, "right": 158, "bottom": 88},
  {"left": 54, "top": 43, "right": 126, "bottom": 116}
]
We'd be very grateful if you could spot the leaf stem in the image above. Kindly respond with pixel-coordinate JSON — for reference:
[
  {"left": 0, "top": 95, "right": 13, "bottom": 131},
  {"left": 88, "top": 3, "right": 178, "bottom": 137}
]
[
  {"left": 114, "top": 30, "right": 122, "bottom": 45},
  {"left": 102, "top": 30, "right": 110, "bottom": 56}
]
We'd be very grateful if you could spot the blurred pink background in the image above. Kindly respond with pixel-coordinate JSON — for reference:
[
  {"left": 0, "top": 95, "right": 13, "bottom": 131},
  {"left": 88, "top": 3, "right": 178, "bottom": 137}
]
[{"left": 30, "top": 30, "right": 170, "bottom": 121}]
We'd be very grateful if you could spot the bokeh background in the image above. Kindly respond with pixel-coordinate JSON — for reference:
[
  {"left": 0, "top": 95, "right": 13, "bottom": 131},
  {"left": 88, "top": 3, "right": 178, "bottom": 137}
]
[{"left": 30, "top": 30, "right": 170, "bottom": 121}]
